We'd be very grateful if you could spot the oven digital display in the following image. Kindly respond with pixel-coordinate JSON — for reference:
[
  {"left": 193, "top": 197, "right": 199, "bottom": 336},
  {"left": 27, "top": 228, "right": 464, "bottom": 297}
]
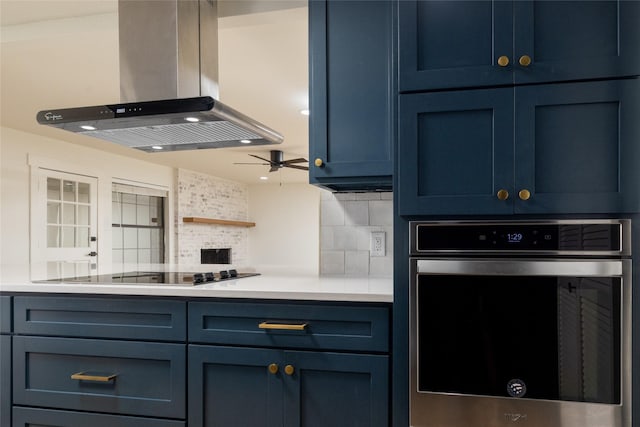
[
  {"left": 506, "top": 232, "right": 523, "bottom": 243},
  {"left": 417, "top": 223, "right": 621, "bottom": 252}
]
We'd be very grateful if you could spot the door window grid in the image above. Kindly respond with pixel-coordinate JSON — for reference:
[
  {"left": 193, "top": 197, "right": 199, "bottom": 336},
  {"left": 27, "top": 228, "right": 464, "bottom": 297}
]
[
  {"left": 46, "top": 178, "right": 91, "bottom": 248},
  {"left": 112, "top": 191, "right": 165, "bottom": 265}
]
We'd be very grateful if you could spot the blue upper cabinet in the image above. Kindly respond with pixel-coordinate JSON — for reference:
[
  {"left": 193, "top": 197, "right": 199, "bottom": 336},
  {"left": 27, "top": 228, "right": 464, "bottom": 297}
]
[
  {"left": 513, "top": 0, "right": 640, "bottom": 85},
  {"left": 514, "top": 79, "right": 640, "bottom": 214},
  {"left": 399, "top": 79, "right": 640, "bottom": 215},
  {"left": 399, "top": 0, "right": 640, "bottom": 92},
  {"left": 309, "top": 0, "right": 395, "bottom": 191},
  {"left": 399, "top": 0, "right": 513, "bottom": 91},
  {"left": 398, "top": 87, "right": 514, "bottom": 216}
]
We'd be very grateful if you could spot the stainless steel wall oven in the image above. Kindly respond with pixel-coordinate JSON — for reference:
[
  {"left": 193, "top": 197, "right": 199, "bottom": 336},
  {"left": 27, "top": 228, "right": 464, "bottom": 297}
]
[{"left": 409, "top": 219, "right": 631, "bottom": 427}]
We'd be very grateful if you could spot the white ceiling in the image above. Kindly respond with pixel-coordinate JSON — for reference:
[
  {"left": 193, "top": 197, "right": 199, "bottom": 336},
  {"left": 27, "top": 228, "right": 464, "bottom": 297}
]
[{"left": 0, "top": 0, "right": 309, "bottom": 185}]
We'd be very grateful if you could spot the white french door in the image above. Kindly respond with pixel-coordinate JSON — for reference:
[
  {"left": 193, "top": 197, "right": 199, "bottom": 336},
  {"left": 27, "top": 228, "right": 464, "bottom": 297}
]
[{"left": 32, "top": 169, "right": 98, "bottom": 278}]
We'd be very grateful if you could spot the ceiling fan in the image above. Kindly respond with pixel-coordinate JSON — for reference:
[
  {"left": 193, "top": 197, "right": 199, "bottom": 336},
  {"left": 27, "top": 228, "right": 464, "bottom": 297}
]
[{"left": 234, "top": 150, "right": 309, "bottom": 172}]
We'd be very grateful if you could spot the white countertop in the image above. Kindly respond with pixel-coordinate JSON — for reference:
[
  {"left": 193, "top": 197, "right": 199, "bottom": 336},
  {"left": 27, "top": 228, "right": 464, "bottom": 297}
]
[{"left": 0, "top": 265, "right": 393, "bottom": 303}]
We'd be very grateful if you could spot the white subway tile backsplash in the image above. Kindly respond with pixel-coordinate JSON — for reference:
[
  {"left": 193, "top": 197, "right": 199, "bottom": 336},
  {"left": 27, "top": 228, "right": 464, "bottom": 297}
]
[
  {"left": 333, "top": 226, "right": 358, "bottom": 251},
  {"left": 369, "top": 200, "right": 393, "bottom": 226},
  {"left": 356, "top": 192, "right": 380, "bottom": 201},
  {"left": 320, "top": 200, "right": 345, "bottom": 226},
  {"left": 319, "top": 192, "right": 393, "bottom": 277},
  {"left": 369, "top": 255, "right": 393, "bottom": 277},
  {"left": 345, "top": 251, "right": 369, "bottom": 275},
  {"left": 344, "top": 201, "right": 369, "bottom": 225},
  {"left": 320, "top": 226, "right": 335, "bottom": 250},
  {"left": 321, "top": 251, "right": 345, "bottom": 274}
]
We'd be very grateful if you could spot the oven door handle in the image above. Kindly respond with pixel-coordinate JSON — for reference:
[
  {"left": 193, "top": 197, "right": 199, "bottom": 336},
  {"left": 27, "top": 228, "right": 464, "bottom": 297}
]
[{"left": 415, "top": 259, "right": 624, "bottom": 276}]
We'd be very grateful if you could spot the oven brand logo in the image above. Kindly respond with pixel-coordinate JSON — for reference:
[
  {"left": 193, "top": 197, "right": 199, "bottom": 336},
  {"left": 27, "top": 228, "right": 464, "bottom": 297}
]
[
  {"left": 504, "top": 413, "right": 528, "bottom": 422},
  {"left": 43, "top": 112, "right": 63, "bottom": 121}
]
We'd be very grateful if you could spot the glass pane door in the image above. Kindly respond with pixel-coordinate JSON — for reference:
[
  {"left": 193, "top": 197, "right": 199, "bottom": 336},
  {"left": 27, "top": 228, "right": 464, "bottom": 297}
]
[{"left": 33, "top": 170, "right": 98, "bottom": 278}]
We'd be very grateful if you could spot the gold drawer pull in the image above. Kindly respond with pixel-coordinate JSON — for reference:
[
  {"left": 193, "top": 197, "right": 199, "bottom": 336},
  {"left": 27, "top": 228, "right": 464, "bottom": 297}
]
[
  {"left": 284, "top": 365, "right": 295, "bottom": 376},
  {"left": 259, "top": 322, "right": 308, "bottom": 331},
  {"left": 71, "top": 372, "right": 117, "bottom": 382}
]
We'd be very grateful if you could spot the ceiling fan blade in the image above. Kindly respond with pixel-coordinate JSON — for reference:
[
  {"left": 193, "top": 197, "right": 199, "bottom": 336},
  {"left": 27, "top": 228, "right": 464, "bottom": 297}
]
[
  {"left": 284, "top": 164, "right": 309, "bottom": 171},
  {"left": 282, "top": 158, "right": 308, "bottom": 164},
  {"left": 233, "top": 162, "right": 270, "bottom": 165},
  {"left": 249, "top": 154, "right": 273, "bottom": 164},
  {"left": 269, "top": 165, "right": 280, "bottom": 172}
]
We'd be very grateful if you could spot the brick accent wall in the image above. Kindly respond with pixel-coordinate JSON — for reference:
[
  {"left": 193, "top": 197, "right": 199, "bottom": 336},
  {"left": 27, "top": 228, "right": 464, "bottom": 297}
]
[{"left": 174, "top": 169, "right": 250, "bottom": 266}]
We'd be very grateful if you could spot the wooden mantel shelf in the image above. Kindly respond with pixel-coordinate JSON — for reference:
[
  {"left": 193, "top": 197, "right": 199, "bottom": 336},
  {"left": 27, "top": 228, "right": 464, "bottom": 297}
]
[{"left": 182, "top": 217, "right": 256, "bottom": 228}]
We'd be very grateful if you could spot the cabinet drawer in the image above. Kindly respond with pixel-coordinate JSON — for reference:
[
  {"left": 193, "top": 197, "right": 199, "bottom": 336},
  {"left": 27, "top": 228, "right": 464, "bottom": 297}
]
[
  {"left": 14, "top": 296, "right": 186, "bottom": 341},
  {"left": 13, "top": 336, "right": 186, "bottom": 419},
  {"left": 1, "top": 296, "right": 11, "bottom": 333},
  {"left": 12, "top": 407, "right": 186, "bottom": 427},
  {"left": 188, "top": 301, "right": 389, "bottom": 352}
]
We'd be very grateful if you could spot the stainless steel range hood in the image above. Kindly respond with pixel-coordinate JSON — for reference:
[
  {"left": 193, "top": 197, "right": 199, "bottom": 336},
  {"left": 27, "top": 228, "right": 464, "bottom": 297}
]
[{"left": 36, "top": 0, "right": 283, "bottom": 152}]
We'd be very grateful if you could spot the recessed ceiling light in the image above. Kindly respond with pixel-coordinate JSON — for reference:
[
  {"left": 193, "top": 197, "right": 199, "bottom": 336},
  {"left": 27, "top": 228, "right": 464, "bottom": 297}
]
[
  {"left": 300, "top": 109, "right": 310, "bottom": 116},
  {"left": 80, "top": 125, "right": 96, "bottom": 131},
  {"left": 259, "top": 176, "right": 269, "bottom": 180},
  {"left": 240, "top": 139, "right": 252, "bottom": 144},
  {"left": 151, "top": 146, "right": 164, "bottom": 150},
  {"left": 185, "top": 117, "right": 200, "bottom": 122}
]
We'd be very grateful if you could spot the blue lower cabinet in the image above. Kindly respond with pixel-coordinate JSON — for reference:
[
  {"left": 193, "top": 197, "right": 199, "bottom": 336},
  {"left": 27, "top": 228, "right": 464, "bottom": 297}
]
[
  {"left": 283, "top": 351, "right": 389, "bottom": 427},
  {"left": 1, "top": 296, "right": 10, "bottom": 333},
  {"left": 188, "top": 345, "right": 282, "bottom": 427},
  {"left": 13, "top": 296, "right": 186, "bottom": 341},
  {"left": 12, "top": 336, "right": 186, "bottom": 419},
  {"left": 189, "top": 345, "right": 389, "bottom": 427},
  {"left": 12, "top": 407, "right": 186, "bottom": 427},
  {"left": 1, "top": 335, "right": 10, "bottom": 427}
]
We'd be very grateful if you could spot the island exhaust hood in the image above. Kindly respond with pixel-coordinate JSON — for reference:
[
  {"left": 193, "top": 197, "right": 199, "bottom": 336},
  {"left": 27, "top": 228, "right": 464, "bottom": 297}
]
[{"left": 36, "top": 0, "right": 284, "bottom": 152}]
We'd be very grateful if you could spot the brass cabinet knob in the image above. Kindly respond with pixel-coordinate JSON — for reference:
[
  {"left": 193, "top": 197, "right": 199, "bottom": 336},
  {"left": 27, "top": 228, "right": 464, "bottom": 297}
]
[
  {"left": 284, "top": 365, "right": 295, "bottom": 376},
  {"left": 518, "top": 189, "right": 531, "bottom": 201},
  {"left": 519, "top": 55, "right": 532, "bottom": 67},
  {"left": 268, "top": 363, "right": 279, "bottom": 375},
  {"left": 496, "top": 189, "right": 509, "bottom": 201},
  {"left": 314, "top": 158, "right": 324, "bottom": 167},
  {"left": 497, "top": 55, "right": 510, "bottom": 67}
]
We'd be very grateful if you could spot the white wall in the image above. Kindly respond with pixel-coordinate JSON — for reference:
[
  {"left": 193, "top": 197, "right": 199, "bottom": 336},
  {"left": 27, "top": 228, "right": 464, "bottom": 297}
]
[
  {"left": 0, "top": 126, "right": 176, "bottom": 274},
  {"left": 248, "top": 183, "right": 321, "bottom": 275}
]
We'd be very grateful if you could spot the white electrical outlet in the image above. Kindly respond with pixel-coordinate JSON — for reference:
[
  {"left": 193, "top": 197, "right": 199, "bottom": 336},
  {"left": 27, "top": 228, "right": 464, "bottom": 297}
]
[{"left": 370, "top": 231, "right": 386, "bottom": 257}]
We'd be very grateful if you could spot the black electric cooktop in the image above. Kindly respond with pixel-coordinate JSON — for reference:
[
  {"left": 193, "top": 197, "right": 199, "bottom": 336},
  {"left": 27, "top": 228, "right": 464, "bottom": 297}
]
[{"left": 37, "top": 270, "right": 260, "bottom": 286}]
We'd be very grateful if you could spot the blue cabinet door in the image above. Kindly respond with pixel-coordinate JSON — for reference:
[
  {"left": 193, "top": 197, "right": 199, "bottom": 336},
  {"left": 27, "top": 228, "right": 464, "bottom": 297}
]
[
  {"left": 1, "top": 335, "right": 10, "bottom": 427},
  {"left": 399, "top": 0, "right": 513, "bottom": 91},
  {"left": 398, "top": 88, "right": 514, "bottom": 216},
  {"left": 282, "top": 351, "right": 389, "bottom": 427},
  {"left": 1, "top": 296, "right": 10, "bottom": 333},
  {"left": 188, "top": 345, "right": 282, "bottom": 427},
  {"left": 513, "top": 1, "right": 640, "bottom": 84},
  {"left": 309, "top": 0, "right": 395, "bottom": 191},
  {"left": 13, "top": 336, "right": 186, "bottom": 419},
  {"left": 514, "top": 79, "right": 640, "bottom": 214},
  {"left": 12, "top": 407, "right": 186, "bottom": 427},
  {"left": 400, "top": 0, "right": 640, "bottom": 92}
]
